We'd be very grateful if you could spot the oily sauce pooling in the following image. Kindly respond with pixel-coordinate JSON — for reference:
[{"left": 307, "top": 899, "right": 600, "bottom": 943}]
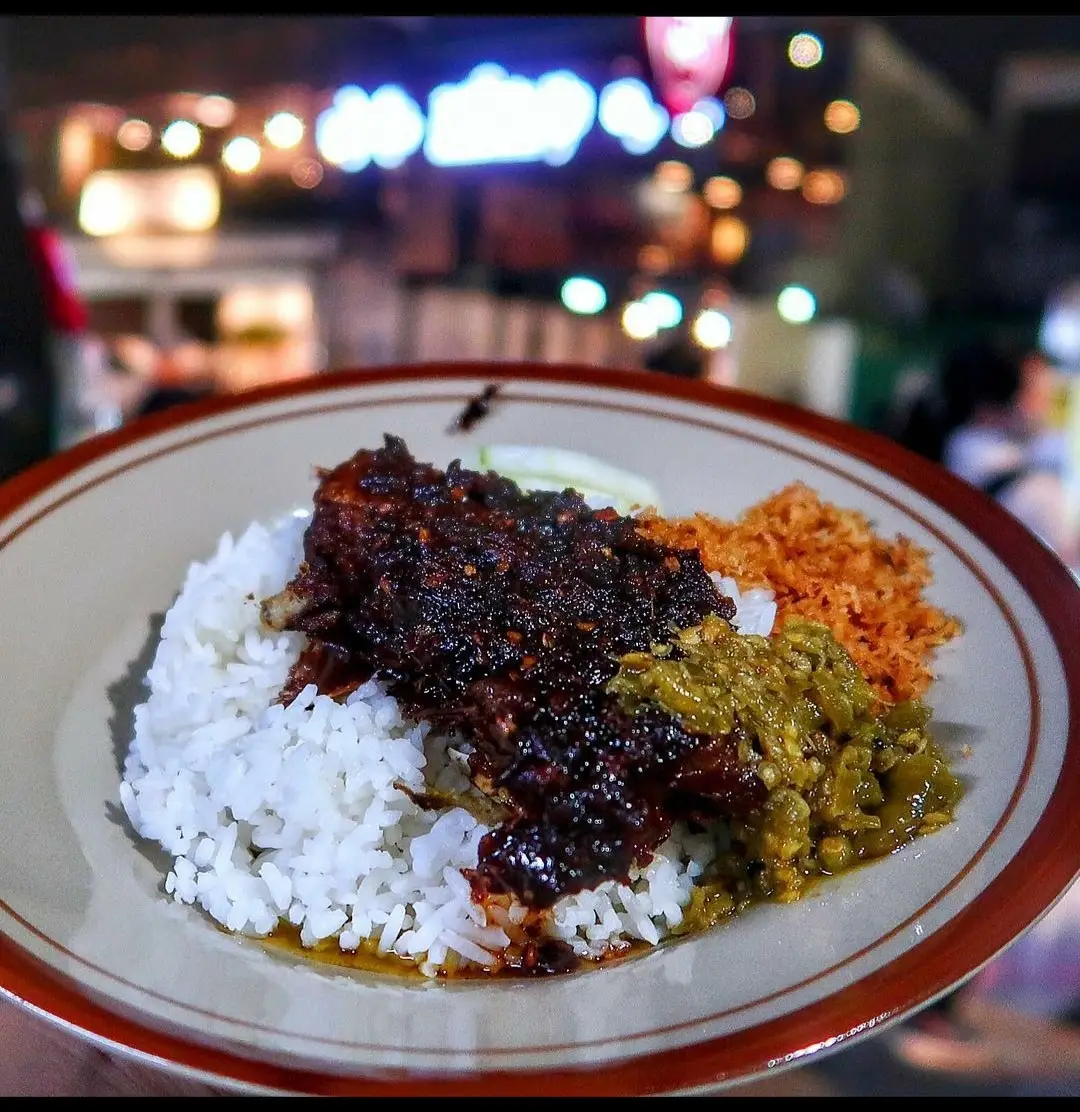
[{"left": 262, "top": 435, "right": 764, "bottom": 919}]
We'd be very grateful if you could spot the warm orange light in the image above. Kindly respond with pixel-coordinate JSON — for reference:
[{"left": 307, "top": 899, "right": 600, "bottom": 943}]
[
  {"left": 765, "top": 156, "right": 804, "bottom": 191},
  {"left": 802, "top": 168, "right": 846, "bottom": 205},
  {"left": 653, "top": 160, "right": 693, "bottom": 193},
  {"left": 59, "top": 115, "right": 97, "bottom": 194},
  {"left": 117, "top": 119, "right": 152, "bottom": 151},
  {"left": 703, "top": 175, "right": 742, "bottom": 209},
  {"left": 710, "top": 215, "right": 749, "bottom": 264},
  {"left": 824, "top": 99, "right": 861, "bottom": 134}
]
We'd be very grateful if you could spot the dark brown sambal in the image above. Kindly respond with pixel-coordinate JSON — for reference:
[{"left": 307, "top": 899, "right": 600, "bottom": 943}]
[{"left": 262, "top": 434, "right": 765, "bottom": 929}]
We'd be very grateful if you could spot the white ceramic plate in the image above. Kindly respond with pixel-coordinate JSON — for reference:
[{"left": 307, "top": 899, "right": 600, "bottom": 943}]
[{"left": 2, "top": 362, "right": 1079, "bottom": 1096}]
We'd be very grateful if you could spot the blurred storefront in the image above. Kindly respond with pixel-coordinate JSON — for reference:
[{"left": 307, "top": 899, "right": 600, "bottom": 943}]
[
  {"left": 65, "top": 221, "right": 338, "bottom": 390},
  {"left": 3, "top": 16, "right": 992, "bottom": 439}
]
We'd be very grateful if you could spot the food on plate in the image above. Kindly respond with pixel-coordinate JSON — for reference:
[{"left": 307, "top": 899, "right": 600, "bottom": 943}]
[
  {"left": 262, "top": 435, "right": 760, "bottom": 916},
  {"left": 119, "top": 435, "right": 964, "bottom": 979}
]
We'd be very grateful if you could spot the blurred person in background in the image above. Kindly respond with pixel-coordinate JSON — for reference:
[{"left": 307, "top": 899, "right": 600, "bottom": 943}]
[
  {"left": 79, "top": 334, "right": 154, "bottom": 434},
  {"left": 0, "top": 109, "right": 54, "bottom": 480},
  {"left": 878, "top": 339, "right": 1080, "bottom": 1095},
  {"left": 892, "top": 341, "right": 1079, "bottom": 574},
  {"left": 19, "top": 185, "right": 94, "bottom": 448},
  {"left": 132, "top": 335, "right": 218, "bottom": 419},
  {"left": 92, "top": 333, "right": 217, "bottom": 422}
]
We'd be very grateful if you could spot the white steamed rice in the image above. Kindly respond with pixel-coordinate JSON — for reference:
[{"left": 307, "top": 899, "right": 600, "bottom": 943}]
[{"left": 119, "top": 511, "right": 775, "bottom": 977}]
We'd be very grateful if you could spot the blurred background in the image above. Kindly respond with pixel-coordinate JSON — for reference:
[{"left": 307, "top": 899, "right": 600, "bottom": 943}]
[
  {"left": 4, "top": 17, "right": 1080, "bottom": 459},
  {"left": 1, "top": 14, "right": 1079, "bottom": 1096}
]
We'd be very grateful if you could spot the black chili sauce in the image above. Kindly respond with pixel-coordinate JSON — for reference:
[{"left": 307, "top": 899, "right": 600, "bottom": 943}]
[{"left": 262, "top": 434, "right": 764, "bottom": 972}]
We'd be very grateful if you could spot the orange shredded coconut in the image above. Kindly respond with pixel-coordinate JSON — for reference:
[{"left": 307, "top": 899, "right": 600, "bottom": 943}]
[{"left": 637, "top": 482, "right": 962, "bottom": 705}]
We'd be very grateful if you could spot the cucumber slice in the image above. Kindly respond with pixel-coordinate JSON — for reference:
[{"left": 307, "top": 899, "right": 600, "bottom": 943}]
[{"left": 476, "top": 444, "right": 662, "bottom": 514}]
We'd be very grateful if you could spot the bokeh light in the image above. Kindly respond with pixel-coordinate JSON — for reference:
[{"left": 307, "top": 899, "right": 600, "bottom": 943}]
[
  {"left": 222, "top": 136, "right": 262, "bottom": 174},
  {"left": 766, "top": 156, "right": 804, "bottom": 190},
  {"left": 290, "top": 158, "right": 324, "bottom": 189},
  {"left": 802, "top": 168, "right": 846, "bottom": 205},
  {"left": 671, "top": 109, "right": 715, "bottom": 148},
  {"left": 711, "top": 215, "right": 750, "bottom": 265},
  {"left": 777, "top": 284, "right": 817, "bottom": 323},
  {"left": 167, "top": 172, "right": 220, "bottom": 231},
  {"left": 788, "top": 32, "right": 824, "bottom": 69},
  {"left": 598, "top": 76, "right": 669, "bottom": 154},
  {"left": 78, "top": 174, "right": 136, "bottom": 236},
  {"left": 622, "top": 300, "right": 659, "bottom": 340},
  {"left": 671, "top": 97, "right": 724, "bottom": 150},
  {"left": 319, "top": 84, "right": 425, "bottom": 171},
  {"left": 369, "top": 85, "right": 426, "bottom": 168},
  {"left": 692, "top": 308, "right": 733, "bottom": 349},
  {"left": 561, "top": 276, "right": 608, "bottom": 315},
  {"left": 703, "top": 175, "right": 742, "bottom": 209},
  {"left": 117, "top": 119, "right": 152, "bottom": 152},
  {"left": 824, "top": 99, "right": 861, "bottom": 134},
  {"left": 723, "top": 86, "right": 756, "bottom": 120},
  {"left": 264, "top": 111, "right": 305, "bottom": 150},
  {"left": 642, "top": 290, "right": 683, "bottom": 329},
  {"left": 161, "top": 119, "right": 201, "bottom": 159}
]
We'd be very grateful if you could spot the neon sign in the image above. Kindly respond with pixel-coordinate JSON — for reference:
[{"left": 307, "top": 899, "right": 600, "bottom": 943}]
[
  {"left": 644, "top": 16, "right": 735, "bottom": 115},
  {"left": 424, "top": 64, "right": 597, "bottom": 167},
  {"left": 312, "top": 62, "right": 720, "bottom": 171},
  {"left": 597, "top": 77, "right": 669, "bottom": 155},
  {"left": 316, "top": 85, "right": 425, "bottom": 171}
]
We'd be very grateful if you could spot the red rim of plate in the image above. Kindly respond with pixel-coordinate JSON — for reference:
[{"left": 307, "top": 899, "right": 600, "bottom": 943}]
[{"left": 2, "top": 361, "right": 1079, "bottom": 1096}]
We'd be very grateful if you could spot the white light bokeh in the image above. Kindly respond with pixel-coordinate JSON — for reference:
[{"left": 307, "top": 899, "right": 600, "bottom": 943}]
[
  {"left": 777, "top": 284, "right": 817, "bottom": 323},
  {"left": 168, "top": 171, "right": 220, "bottom": 231},
  {"left": 692, "top": 308, "right": 733, "bottom": 349},
  {"left": 78, "top": 174, "right": 137, "bottom": 236},
  {"left": 788, "top": 32, "right": 824, "bottom": 69},
  {"left": 315, "top": 86, "right": 374, "bottom": 171},
  {"left": 425, "top": 65, "right": 594, "bottom": 167},
  {"left": 366, "top": 85, "right": 425, "bottom": 168},
  {"left": 222, "top": 136, "right": 262, "bottom": 174},
  {"left": 671, "top": 109, "right": 715, "bottom": 148},
  {"left": 622, "top": 300, "right": 660, "bottom": 341},
  {"left": 662, "top": 17, "right": 733, "bottom": 68},
  {"left": 598, "top": 77, "right": 669, "bottom": 155},
  {"left": 161, "top": 119, "right": 201, "bottom": 159},
  {"left": 264, "top": 111, "right": 305, "bottom": 150}
]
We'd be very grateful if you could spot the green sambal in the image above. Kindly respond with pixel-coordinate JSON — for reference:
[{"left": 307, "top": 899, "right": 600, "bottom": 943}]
[{"left": 609, "top": 614, "right": 963, "bottom": 908}]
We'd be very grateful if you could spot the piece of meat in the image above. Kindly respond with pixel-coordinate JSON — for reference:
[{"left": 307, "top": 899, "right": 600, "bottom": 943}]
[{"left": 263, "top": 434, "right": 766, "bottom": 909}]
